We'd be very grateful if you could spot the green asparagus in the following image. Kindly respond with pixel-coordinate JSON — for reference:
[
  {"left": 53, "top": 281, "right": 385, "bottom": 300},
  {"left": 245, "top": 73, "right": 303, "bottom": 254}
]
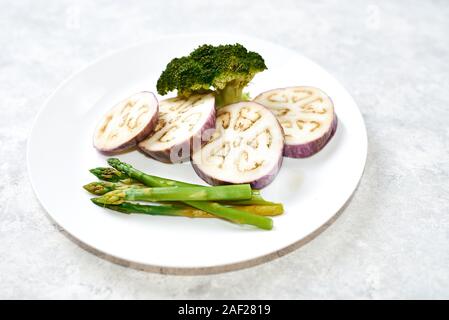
[
  {"left": 91, "top": 198, "right": 283, "bottom": 217},
  {"left": 83, "top": 181, "right": 145, "bottom": 195},
  {"left": 84, "top": 181, "right": 283, "bottom": 214},
  {"left": 89, "top": 167, "right": 138, "bottom": 184},
  {"left": 227, "top": 190, "right": 280, "bottom": 206},
  {"left": 94, "top": 184, "right": 252, "bottom": 205},
  {"left": 107, "top": 158, "right": 273, "bottom": 230},
  {"left": 89, "top": 167, "right": 279, "bottom": 206},
  {"left": 91, "top": 198, "right": 194, "bottom": 216}
]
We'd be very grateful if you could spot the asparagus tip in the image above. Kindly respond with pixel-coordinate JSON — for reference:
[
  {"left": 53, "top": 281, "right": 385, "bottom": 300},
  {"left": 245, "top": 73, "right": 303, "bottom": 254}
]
[
  {"left": 107, "top": 158, "right": 120, "bottom": 166},
  {"left": 95, "top": 190, "right": 126, "bottom": 205},
  {"left": 83, "top": 182, "right": 104, "bottom": 195},
  {"left": 90, "top": 197, "right": 103, "bottom": 206}
]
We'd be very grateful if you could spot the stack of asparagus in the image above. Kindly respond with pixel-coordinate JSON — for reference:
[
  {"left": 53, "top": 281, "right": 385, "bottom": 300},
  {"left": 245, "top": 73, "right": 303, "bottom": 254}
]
[{"left": 83, "top": 158, "right": 283, "bottom": 230}]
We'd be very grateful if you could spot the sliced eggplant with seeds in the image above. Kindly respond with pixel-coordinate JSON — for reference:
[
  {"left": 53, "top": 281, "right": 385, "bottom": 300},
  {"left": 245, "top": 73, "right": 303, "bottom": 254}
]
[
  {"left": 138, "top": 93, "right": 216, "bottom": 163},
  {"left": 93, "top": 92, "right": 159, "bottom": 155},
  {"left": 254, "top": 86, "right": 337, "bottom": 158},
  {"left": 192, "top": 102, "right": 284, "bottom": 189}
]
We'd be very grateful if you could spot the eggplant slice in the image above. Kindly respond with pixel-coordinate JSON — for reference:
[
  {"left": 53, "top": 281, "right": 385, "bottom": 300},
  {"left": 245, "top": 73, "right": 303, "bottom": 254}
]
[
  {"left": 138, "top": 93, "right": 216, "bottom": 163},
  {"left": 192, "top": 101, "right": 284, "bottom": 189},
  {"left": 254, "top": 86, "right": 337, "bottom": 158},
  {"left": 93, "top": 91, "right": 159, "bottom": 155}
]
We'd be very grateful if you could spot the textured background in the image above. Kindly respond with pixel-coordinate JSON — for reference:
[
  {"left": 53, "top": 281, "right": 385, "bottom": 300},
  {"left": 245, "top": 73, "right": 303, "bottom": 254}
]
[{"left": 1, "top": 0, "right": 448, "bottom": 299}]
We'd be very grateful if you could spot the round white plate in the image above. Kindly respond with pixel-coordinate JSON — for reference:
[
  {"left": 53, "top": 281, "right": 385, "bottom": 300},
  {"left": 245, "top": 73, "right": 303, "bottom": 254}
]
[{"left": 27, "top": 34, "right": 367, "bottom": 271}]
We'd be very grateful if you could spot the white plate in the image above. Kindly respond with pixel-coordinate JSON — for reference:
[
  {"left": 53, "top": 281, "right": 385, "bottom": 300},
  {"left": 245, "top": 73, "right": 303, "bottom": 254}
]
[{"left": 27, "top": 34, "right": 367, "bottom": 271}]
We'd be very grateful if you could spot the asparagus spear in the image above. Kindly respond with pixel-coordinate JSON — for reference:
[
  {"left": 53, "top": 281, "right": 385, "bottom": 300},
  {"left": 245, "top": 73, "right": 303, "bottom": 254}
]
[
  {"left": 91, "top": 198, "right": 283, "bottom": 217},
  {"left": 89, "top": 167, "right": 138, "bottom": 184},
  {"left": 91, "top": 198, "right": 196, "bottom": 216},
  {"left": 85, "top": 181, "right": 283, "bottom": 215},
  {"left": 107, "top": 158, "right": 273, "bottom": 230},
  {"left": 94, "top": 184, "right": 252, "bottom": 205},
  {"left": 219, "top": 204, "right": 282, "bottom": 216},
  {"left": 227, "top": 190, "right": 280, "bottom": 206},
  {"left": 89, "top": 167, "right": 278, "bottom": 206},
  {"left": 83, "top": 181, "right": 145, "bottom": 195}
]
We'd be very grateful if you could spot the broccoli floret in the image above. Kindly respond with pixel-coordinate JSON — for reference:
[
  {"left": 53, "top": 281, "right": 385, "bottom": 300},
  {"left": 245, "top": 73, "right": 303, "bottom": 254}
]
[{"left": 156, "top": 43, "right": 267, "bottom": 107}]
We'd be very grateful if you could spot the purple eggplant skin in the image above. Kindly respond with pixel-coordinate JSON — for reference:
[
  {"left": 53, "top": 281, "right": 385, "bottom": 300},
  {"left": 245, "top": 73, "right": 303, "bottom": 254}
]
[
  {"left": 250, "top": 154, "right": 283, "bottom": 189},
  {"left": 192, "top": 154, "right": 283, "bottom": 189},
  {"left": 95, "top": 114, "right": 159, "bottom": 156},
  {"left": 283, "top": 114, "right": 338, "bottom": 158},
  {"left": 138, "top": 107, "right": 216, "bottom": 164},
  {"left": 94, "top": 97, "right": 159, "bottom": 156}
]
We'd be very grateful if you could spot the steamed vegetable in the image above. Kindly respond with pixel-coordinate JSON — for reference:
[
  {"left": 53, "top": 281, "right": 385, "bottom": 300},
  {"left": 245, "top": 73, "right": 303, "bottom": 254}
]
[
  {"left": 107, "top": 158, "right": 273, "bottom": 230},
  {"left": 89, "top": 167, "right": 138, "bottom": 184},
  {"left": 93, "top": 92, "right": 159, "bottom": 154},
  {"left": 85, "top": 180, "right": 283, "bottom": 214},
  {"left": 138, "top": 94, "right": 215, "bottom": 163},
  {"left": 254, "top": 86, "right": 337, "bottom": 158},
  {"left": 91, "top": 198, "right": 283, "bottom": 217},
  {"left": 92, "top": 198, "right": 189, "bottom": 216},
  {"left": 156, "top": 44, "right": 267, "bottom": 107},
  {"left": 191, "top": 101, "right": 284, "bottom": 189},
  {"left": 94, "top": 184, "right": 252, "bottom": 205},
  {"left": 83, "top": 181, "right": 144, "bottom": 195},
  {"left": 88, "top": 167, "right": 279, "bottom": 206}
]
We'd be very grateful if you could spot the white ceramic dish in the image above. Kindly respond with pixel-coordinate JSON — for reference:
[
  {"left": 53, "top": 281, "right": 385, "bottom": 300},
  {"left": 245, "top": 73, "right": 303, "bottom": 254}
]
[{"left": 27, "top": 34, "right": 367, "bottom": 270}]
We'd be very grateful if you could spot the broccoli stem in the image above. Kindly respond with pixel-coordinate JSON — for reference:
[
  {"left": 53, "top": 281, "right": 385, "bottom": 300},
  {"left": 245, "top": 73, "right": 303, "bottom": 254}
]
[{"left": 215, "top": 82, "right": 244, "bottom": 108}]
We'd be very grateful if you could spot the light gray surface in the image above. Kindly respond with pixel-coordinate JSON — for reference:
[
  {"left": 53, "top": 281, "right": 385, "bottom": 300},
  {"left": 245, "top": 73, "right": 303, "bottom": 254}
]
[{"left": 1, "top": 0, "right": 448, "bottom": 299}]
